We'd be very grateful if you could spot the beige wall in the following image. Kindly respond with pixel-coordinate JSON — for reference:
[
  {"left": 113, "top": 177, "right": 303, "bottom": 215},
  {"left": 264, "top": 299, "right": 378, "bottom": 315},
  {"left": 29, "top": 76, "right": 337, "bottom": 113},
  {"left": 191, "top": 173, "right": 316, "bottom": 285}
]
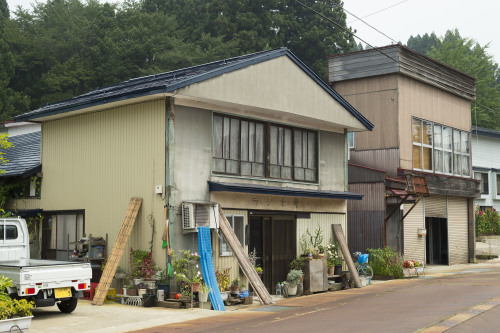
[
  {"left": 333, "top": 74, "right": 399, "bottom": 150},
  {"left": 7, "top": 198, "right": 41, "bottom": 210},
  {"left": 41, "top": 99, "right": 167, "bottom": 269},
  {"left": 398, "top": 75, "right": 472, "bottom": 170},
  {"left": 178, "top": 56, "right": 368, "bottom": 133},
  {"left": 403, "top": 201, "right": 425, "bottom": 263}
]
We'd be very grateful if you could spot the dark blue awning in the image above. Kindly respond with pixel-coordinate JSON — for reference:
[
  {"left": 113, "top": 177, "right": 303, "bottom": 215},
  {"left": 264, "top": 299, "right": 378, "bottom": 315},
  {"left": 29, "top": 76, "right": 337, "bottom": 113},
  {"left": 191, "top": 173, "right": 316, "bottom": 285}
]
[{"left": 208, "top": 181, "right": 363, "bottom": 200}]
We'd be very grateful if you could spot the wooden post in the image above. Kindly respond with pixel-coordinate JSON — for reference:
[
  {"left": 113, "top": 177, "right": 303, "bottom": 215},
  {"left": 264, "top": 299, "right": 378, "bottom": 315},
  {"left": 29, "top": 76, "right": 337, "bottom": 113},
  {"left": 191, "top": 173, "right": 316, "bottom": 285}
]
[{"left": 332, "top": 224, "right": 362, "bottom": 288}]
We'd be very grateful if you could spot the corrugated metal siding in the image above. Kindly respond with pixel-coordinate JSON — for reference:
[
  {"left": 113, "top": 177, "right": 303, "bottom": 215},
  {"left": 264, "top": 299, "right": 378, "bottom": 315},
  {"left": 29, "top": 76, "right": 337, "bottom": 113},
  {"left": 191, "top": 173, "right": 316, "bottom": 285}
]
[
  {"left": 349, "top": 149, "right": 399, "bottom": 177},
  {"left": 212, "top": 209, "right": 247, "bottom": 284},
  {"left": 348, "top": 183, "right": 385, "bottom": 211},
  {"left": 41, "top": 99, "right": 166, "bottom": 270},
  {"left": 403, "top": 201, "right": 425, "bottom": 262},
  {"left": 447, "top": 196, "right": 469, "bottom": 265},
  {"left": 6, "top": 198, "right": 41, "bottom": 210},
  {"left": 296, "top": 213, "right": 346, "bottom": 256},
  {"left": 347, "top": 211, "right": 384, "bottom": 253},
  {"left": 425, "top": 195, "right": 447, "bottom": 218}
]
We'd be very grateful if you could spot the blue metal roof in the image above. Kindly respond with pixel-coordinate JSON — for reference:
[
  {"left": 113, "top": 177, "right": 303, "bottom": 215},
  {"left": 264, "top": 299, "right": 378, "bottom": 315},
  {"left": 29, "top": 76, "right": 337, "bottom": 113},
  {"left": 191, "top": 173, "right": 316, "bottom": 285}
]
[
  {"left": 472, "top": 125, "right": 500, "bottom": 139},
  {"left": 15, "top": 48, "right": 373, "bottom": 131},
  {"left": 0, "top": 131, "right": 41, "bottom": 178},
  {"left": 208, "top": 181, "right": 363, "bottom": 200}
]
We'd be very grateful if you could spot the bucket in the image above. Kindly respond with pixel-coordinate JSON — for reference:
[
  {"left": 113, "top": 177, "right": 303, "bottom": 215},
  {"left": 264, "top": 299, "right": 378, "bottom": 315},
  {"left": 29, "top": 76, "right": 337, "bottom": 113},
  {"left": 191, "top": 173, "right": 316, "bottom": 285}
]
[
  {"left": 157, "top": 289, "right": 164, "bottom": 301},
  {"left": 143, "top": 294, "right": 156, "bottom": 307}
]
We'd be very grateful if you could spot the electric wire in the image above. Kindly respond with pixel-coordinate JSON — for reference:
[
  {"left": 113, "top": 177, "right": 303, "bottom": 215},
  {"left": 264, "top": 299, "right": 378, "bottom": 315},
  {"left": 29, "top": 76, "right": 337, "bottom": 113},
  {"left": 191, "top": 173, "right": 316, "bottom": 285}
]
[
  {"left": 347, "top": 0, "right": 410, "bottom": 24},
  {"left": 343, "top": 8, "right": 398, "bottom": 44}
]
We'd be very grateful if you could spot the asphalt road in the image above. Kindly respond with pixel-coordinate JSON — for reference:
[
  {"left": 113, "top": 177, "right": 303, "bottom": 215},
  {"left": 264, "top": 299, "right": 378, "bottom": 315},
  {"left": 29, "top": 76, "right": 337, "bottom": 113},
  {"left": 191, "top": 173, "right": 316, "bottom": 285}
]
[{"left": 130, "top": 264, "right": 500, "bottom": 333}]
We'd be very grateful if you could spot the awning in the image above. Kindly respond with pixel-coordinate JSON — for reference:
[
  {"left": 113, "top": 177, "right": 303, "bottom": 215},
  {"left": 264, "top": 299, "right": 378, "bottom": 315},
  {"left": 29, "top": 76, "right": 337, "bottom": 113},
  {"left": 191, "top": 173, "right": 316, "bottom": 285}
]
[{"left": 208, "top": 181, "right": 363, "bottom": 200}]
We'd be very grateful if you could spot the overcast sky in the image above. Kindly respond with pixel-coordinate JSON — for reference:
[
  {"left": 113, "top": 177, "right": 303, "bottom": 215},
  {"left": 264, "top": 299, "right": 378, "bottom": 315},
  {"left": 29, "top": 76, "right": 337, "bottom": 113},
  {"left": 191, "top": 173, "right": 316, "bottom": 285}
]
[{"left": 6, "top": 0, "right": 500, "bottom": 63}]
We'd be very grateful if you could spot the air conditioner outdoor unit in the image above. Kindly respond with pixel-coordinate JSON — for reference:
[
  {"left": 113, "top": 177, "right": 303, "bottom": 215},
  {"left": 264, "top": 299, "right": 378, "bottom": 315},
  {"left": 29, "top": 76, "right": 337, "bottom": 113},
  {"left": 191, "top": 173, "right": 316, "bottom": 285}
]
[{"left": 181, "top": 202, "right": 219, "bottom": 233}]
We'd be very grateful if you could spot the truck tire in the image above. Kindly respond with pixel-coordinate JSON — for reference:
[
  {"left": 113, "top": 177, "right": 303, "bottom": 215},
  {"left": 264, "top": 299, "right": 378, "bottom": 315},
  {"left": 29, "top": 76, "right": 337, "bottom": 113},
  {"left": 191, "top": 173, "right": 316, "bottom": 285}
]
[{"left": 57, "top": 297, "right": 78, "bottom": 313}]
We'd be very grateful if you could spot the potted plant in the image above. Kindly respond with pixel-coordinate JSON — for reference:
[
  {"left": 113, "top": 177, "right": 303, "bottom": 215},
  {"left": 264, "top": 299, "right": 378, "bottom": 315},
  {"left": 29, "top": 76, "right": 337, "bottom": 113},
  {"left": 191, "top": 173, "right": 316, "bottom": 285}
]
[
  {"left": 115, "top": 266, "right": 127, "bottom": 280},
  {"left": 230, "top": 277, "right": 240, "bottom": 292},
  {"left": 326, "top": 242, "right": 343, "bottom": 276},
  {"left": 139, "top": 252, "right": 159, "bottom": 289},
  {"left": 129, "top": 248, "right": 150, "bottom": 285},
  {"left": 171, "top": 250, "right": 202, "bottom": 295},
  {"left": 126, "top": 282, "right": 138, "bottom": 296},
  {"left": 156, "top": 268, "right": 170, "bottom": 296},
  {"left": 0, "top": 276, "right": 34, "bottom": 332},
  {"left": 285, "top": 269, "right": 302, "bottom": 296},
  {"left": 215, "top": 267, "right": 231, "bottom": 300},
  {"left": 198, "top": 283, "right": 210, "bottom": 303}
]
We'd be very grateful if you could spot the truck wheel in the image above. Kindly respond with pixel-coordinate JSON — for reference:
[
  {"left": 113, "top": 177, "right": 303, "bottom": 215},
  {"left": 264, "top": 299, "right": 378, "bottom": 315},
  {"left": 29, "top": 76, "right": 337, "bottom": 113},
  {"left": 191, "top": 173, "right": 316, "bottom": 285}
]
[{"left": 57, "top": 297, "right": 78, "bottom": 313}]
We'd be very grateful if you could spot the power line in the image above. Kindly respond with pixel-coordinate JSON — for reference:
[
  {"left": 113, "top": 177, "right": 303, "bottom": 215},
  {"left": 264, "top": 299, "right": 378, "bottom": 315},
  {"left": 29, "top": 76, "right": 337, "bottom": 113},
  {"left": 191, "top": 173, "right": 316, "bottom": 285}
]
[
  {"left": 343, "top": 7, "right": 398, "bottom": 44},
  {"left": 347, "top": 0, "right": 410, "bottom": 24}
]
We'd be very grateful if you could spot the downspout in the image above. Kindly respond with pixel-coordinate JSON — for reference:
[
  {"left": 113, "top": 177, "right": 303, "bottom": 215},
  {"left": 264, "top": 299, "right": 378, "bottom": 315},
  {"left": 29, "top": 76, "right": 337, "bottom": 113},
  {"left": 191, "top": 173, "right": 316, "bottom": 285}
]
[
  {"left": 344, "top": 128, "right": 348, "bottom": 191},
  {"left": 166, "top": 97, "right": 175, "bottom": 258}
]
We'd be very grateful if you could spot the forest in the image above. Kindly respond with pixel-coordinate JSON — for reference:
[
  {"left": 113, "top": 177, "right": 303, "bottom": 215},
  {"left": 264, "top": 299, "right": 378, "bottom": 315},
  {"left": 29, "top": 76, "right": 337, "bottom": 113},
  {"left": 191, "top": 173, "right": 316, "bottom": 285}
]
[{"left": 0, "top": 0, "right": 499, "bottom": 128}]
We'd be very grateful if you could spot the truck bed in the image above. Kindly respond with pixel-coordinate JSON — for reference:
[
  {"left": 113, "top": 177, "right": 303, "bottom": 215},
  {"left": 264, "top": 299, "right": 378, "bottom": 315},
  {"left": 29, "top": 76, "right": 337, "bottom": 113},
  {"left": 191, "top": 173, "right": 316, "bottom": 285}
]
[{"left": 0, "top": 258, "right": 85, "bottom": 268}]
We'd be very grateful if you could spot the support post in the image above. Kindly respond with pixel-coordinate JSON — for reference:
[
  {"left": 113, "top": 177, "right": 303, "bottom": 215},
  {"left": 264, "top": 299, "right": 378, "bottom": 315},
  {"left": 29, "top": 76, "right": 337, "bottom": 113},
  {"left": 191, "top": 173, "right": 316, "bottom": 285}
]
[{"left": 332, "top": 224, "right": 362, "bottom": 288}]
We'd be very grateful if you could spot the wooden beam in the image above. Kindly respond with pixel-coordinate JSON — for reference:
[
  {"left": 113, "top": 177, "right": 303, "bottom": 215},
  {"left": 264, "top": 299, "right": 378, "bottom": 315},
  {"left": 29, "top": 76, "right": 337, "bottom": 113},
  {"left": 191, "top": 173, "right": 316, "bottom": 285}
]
[
  {"left": 218, "top": 205, "right": 273, "bottom": 305},
  {"left": 332, "top": 224, "right": 361, "bottom": 288}
]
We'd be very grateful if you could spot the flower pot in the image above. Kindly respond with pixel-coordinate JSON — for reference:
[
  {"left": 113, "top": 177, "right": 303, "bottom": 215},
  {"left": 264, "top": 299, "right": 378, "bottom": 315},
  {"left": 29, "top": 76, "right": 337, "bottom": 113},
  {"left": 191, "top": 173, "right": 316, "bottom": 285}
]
[
  {"left": 122, "top": 287, "right": 127, "bottom": 295},
  {"left": 126, "top": 288, "right": 138, "bottom": 296},
  {"left": 144, "top": 280, "right": 156, "bottom": 289},
  {"left": 157, "top": 283, "right": 169, "bottom": 295},
  {"left": 142, "top": 293, "right": 156, "bottom": 307},
  {"left": 199, "top": 290, "right": 209, "bottom": 303},
  {"left": 133, "top": 278, "right": 143, "bottom": 285},
  {"left": 334, "top": 265, "right": 342, "bottom": 276},
  {"left": 220, "top": 291, "right": 229, "bottom": 301},
  {"left": 0, "top": 316, "right": 33, "bottom": 333},
  {"left": 285, "top": 283, "right": 298, "bottom": 296},
  {"left": 115, "top": 272, "right": 127, "bottom": 279},
  {"left": 230, "top": 285, "right": 239, "bottom": 292},
  {"left": 328, "top": 266, "right": 335, "bottom": 276},
  {"left": 191, "top": 282, "right": 201, "bottom": 292},
  {"left": 138, "top": 288, "right": 147, "bottom": 297}
]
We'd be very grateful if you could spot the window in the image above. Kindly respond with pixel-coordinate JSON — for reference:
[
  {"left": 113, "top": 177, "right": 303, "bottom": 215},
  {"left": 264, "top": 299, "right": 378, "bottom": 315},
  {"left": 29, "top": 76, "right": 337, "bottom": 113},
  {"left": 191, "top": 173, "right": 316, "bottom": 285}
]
[
  {"left": 46, "top": 213, "right": 84, "bottom": 260},
  {"left": 497, "top": 174, "right": 500, "bottom": 196},
  {"left": 220, "top": 215, "right": 245, "bottom": 256},
  {"left": 412, "top": 118, "right": 470, "bottom": 177},
  {"left": 347, "top": 132, "right": 355, "bottom": 148},
  {"left": 213, "top": 114, "right": 318, "bottom": 182},
  {"left": 475, "top": 172, "right": 489, "bottom": 194},
  {"left": 0, "top": 224, "right": 20, "bottom": 242}
]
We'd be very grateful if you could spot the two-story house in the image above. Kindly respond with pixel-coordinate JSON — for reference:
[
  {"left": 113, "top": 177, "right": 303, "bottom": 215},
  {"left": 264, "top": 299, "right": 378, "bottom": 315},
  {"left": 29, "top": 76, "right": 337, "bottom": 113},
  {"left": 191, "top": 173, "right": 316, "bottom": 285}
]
[
  {"left": 14, "top": 48, "right": 373, "bottom": 292},
  {"left": 471, "top": 126, "right": 500, "bottom": 211},
  {"left": 329, "top": 45, "right": 480, "bottom": 265}
]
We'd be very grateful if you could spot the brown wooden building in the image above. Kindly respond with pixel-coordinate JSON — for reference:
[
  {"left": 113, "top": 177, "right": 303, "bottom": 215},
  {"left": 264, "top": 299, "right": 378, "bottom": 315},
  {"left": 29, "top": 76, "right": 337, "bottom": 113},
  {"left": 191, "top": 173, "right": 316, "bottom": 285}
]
[{"left": 329, "top": 45, "right": 480, "bottom": 265}]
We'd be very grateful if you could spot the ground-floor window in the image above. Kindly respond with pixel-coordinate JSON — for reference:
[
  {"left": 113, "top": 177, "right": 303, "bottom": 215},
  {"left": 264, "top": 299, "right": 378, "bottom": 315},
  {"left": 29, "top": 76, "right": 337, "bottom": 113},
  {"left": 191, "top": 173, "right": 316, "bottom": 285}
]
[
  {"left": 219, "top": 215, "right": 245, "bottom": 256},
  {"left": 43, "top": 212, "right": 84, "bottom": 260}
]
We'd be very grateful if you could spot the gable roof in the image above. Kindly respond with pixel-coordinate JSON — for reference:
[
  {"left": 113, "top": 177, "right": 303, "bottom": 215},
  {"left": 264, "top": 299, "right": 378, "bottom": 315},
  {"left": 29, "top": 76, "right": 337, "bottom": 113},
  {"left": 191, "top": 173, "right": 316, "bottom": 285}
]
[
  {"left": 0, "top": 131, "right": 41, "bottom": 178},
  {"left": 15, "top": 48, "right": 373, "bottom": 131}
]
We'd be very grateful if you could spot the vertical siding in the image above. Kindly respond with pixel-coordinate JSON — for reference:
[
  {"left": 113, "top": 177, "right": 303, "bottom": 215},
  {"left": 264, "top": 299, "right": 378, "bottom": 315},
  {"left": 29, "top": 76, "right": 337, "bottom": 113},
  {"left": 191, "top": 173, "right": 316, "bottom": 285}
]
[
  {"left": 425, "top": 195, "right": 447, "bottom": 218},
  {"left": 212, "top": 209, "right": 247, "bottom": 285},
  {"left": 296, "top": 213, "right": 346, "bottom": 255},
  {"left": 447, "top": 196, "right": 469, "bottom": 265},
  {"left": 41, "top": 100, "right": 166, "bottom": 270},
  {"left": 347, "top": 211, "right": 385, "bottom": 253},
  {"left": 403, "top": 201, "right": 425, "bottom": 262},
  {"left": 348, "top": 183, "right": 385, "bottom": 211},
  {"left": 349, "top": 149, "right": 400, "bottom": 178}
]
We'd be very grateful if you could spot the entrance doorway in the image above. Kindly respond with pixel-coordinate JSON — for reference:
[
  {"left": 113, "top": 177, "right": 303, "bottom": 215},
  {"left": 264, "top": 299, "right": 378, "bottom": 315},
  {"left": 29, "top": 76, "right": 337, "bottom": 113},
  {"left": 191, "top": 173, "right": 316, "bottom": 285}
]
[
  {"left": 425, "top": 217, "right": 448, "bottom": 265},
  {"left": 249, "top": 214, "right": 296, "bottom": 294}
]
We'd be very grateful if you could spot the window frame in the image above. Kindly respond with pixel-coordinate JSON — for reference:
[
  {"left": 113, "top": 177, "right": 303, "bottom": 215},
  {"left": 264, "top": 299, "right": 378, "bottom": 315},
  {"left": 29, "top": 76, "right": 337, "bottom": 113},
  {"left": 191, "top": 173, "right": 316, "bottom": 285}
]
[
  {"left": 219, "top": 214, "right": 245, "bottom": 257},
  {"left": 412, "top": 117, "right": 471, "bottom": 177},
  {"left": 497, "top": 174, "right": 500, "bottom": 196},
  {"left": 474, "top": 172, "right": 489, "bottom": 195},
  {"left": 212, "top": 113, "right": 319, "bottom": 183}
]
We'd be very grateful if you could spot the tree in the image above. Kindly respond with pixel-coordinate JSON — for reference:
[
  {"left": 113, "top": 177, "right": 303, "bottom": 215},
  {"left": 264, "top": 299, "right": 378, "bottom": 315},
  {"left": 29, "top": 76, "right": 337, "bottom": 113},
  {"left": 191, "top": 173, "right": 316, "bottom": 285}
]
[
  {"left": 426, "top": 30, "right": 500, "bottom": 129},
  {"left": 406, "top": 32, "right": 440, "bottom": 55},
  {"left": 0, "top": 132, "right": 13, "bottom": 174}
]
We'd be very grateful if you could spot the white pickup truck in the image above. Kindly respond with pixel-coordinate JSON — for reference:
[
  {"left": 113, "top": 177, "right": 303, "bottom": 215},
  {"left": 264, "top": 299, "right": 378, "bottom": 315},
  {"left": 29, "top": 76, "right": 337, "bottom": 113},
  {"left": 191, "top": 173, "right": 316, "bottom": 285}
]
[{"left": 0, "top": 217, "right": 92, "bottom": 313}]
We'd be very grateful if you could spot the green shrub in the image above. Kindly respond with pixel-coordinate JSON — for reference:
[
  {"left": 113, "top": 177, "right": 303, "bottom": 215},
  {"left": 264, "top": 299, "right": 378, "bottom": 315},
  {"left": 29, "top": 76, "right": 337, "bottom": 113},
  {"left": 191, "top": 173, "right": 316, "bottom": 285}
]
[
  {"left": 475, "top": 206, "right": 500, "bottom": 236},
  {"left": 0, "top": 276, "right": 33, "bottom": 320},
  {"left": 366, "top": 247, "right": 404, "bottom": 279}
]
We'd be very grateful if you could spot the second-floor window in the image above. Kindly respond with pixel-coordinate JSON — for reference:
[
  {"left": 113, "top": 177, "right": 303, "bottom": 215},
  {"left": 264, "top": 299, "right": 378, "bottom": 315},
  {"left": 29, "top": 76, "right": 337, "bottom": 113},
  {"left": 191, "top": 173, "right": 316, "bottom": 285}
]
[
  {"left": 475, "top": 172, "right": 489, "bottom": 194},
  {"left": 212, "top": 113, "right": 318, "bottom": 182},
  {"left": 412, "top": 118, "right": 470, "bottom": 177}
]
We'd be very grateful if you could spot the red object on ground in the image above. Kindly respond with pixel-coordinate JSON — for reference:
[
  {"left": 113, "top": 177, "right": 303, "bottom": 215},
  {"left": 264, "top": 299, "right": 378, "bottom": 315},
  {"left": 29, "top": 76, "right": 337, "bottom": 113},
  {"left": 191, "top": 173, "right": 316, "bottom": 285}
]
[{"left": 175, "top": 293, "right": 181, "bottom": 299}]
